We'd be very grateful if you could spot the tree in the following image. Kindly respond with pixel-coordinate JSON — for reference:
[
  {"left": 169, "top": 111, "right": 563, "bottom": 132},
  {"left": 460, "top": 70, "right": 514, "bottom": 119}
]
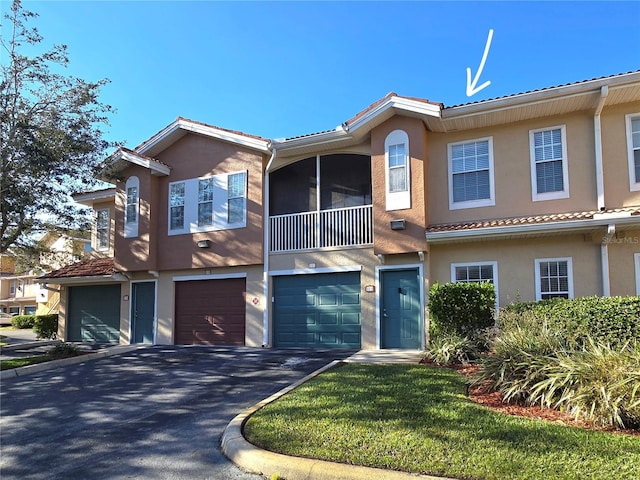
[{"left": 0, "top": 0, "right": 114, "bottom": 253}]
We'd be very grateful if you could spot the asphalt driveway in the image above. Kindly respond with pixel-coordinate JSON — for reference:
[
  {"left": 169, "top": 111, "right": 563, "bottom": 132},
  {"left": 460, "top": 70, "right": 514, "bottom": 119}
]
[{"left": 0, "top": 346, "right": 356, "bottom": 480}]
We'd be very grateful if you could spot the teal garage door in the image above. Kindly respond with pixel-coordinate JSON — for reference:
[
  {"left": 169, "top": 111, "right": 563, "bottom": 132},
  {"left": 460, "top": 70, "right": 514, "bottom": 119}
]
[
  {"left": 68, "top": 285, "right": 121, "bottom": 343},
  {"left": 273, "top": 272, "right": 361, "bottom": 348}
]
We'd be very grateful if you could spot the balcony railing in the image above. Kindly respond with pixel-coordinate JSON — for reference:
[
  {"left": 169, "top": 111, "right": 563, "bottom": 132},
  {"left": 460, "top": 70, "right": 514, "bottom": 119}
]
[{"left": 270, "top": 205, "right": 373, "bottom": 253}]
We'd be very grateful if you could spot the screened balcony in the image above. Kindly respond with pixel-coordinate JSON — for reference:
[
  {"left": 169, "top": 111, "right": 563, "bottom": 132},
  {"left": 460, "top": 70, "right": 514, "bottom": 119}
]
[{"left": 269, "top": 154, "right": 373, "bottom": 253}]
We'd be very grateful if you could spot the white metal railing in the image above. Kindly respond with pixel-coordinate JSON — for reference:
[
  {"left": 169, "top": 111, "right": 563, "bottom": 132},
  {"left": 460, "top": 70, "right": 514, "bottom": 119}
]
[{"left": 270, "top": 205, "right": 373, "bottom": 252}]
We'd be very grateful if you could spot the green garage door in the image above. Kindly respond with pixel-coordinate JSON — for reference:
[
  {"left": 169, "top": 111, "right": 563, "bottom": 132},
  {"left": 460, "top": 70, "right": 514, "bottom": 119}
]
[
  {"left": 273, "top": 272, "right": 361, "bottom": 348},
  {"left": 68, "top": 285, "right": 121, "bottom": 343}
]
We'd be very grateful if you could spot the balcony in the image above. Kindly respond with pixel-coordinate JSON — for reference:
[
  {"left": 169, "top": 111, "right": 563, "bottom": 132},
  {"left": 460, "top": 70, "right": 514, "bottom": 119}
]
[{"left": 270, "top": 205, "right": 373, "bottom": 253}]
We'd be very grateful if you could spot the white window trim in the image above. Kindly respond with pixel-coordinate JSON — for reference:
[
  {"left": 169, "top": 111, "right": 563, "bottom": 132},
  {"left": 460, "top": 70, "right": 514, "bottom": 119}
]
[
  {"left": 450, "top": 261, "right": 499, "bottom": 303},
  {"left": 448, "top": 136, "right": 495, "bottom": 210},
  {"left": 634, "top": 253, "right": 640, "bottom": 295},
  {"left": 529, "top": 125, "right": 570, "bottom": 201},
  {"left": 626, "top": 113, "right": 640, "bottom": 192},
  {"left": 124, "top": 176, "right": 139, "bottom": 238},
  {"left": 94, "top": 208, "right": 110, "bottom": 252},
  {"left": 9, "top": 280, "right": 15, "bottom": 296},
  {"left": 534, "top": 257, "right": 574, "bottom": 300},
  {"left": 168, "top": 170, "right": 248, "bottom": 236},
  {"left": 385, "top": 130, "right": 411, "bottom": 211}
]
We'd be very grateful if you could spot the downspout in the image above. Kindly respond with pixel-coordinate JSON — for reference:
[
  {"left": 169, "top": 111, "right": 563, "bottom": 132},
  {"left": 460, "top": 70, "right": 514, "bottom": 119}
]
[
  {"left": 594, "top": 85, "right": 609, "bottom": 211},
  {"left": 262, "top": 145, "right": 277, "bottom": 347},
  {"left": 601, "top": 224, "right": 615, "bottom": 297}
]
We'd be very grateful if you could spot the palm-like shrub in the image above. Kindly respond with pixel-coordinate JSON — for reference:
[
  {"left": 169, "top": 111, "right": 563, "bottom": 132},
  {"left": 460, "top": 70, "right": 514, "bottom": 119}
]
[{"left": 425, "top": 333, "right": 480, "bottom": 366}]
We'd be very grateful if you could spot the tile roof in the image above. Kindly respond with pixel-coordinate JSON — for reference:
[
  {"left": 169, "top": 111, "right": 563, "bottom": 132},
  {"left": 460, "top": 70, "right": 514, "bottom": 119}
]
[
  {"left": 345, "top": 92, "right": 442, "bottom": 126},
  {"left": 38, "top": 257, "right": 116, "bottom": 279},
  {"left": 426, "top": 207, "right": 640, "bottom": 233},
  {"left": 446, "top": 69, "right": 640, "bottom": 109}
]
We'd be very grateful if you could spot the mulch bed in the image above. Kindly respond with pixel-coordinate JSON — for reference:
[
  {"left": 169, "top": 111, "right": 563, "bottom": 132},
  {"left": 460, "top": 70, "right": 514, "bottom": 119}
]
[{"left": 421, "top": 360, "right": 639, "bottom": 437}]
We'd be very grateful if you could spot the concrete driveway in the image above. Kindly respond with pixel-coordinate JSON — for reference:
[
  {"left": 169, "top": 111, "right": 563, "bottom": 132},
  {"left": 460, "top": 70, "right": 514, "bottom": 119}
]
[{"left": 0, "top": 346, "right": 356, "bottom": 480}]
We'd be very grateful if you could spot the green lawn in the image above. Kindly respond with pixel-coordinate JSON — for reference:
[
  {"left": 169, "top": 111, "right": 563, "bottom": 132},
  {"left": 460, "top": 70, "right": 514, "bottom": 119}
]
[
  {"left": 0, "top": 355, "right": 51, "bottom": 370},
  {"left": 244, "top": 363, "right": 640, "bottom": 480}
]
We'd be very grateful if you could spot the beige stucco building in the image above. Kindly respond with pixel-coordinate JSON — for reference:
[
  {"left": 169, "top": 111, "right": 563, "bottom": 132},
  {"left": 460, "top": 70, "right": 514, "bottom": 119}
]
[{"left": 39, "top": 71, "right": 640, "bottom": 350}]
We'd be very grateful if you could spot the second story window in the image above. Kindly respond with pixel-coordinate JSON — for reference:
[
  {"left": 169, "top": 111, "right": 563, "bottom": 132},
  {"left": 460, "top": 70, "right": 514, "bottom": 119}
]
[
  {"left": 198, "top": 178, "right": 214, "bottom": 227},
  {"left": 96, "top": 209, "right": 110, "bottom": 251},
  {"left": 170, "top": 182, "right": 185, "bottom": 231},
  {"left": 626, "top": 113, "right": 640, "bottom": 191},
  {"left": 385, "top": 130, "right": 411, "bottom": 211},
  {"left": 227, "top": 172, "right": 246, "bottom": 224},
  {"left": 448, "top": 137, "right": 495, "bottom": 210},
  {"left": 530, "top": 125, "right": 569, "bottom": 201},
  {"left": 124, "top": 176, "right": 139, "bottom": 238},
  {"left": 9, "top": 280, "right": 15, "bottom": 296}
]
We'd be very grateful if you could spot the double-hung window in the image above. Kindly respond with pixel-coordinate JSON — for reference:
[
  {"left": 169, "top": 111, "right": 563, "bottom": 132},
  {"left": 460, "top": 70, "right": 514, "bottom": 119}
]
[
  {"left": 124, "top": 176, "right": 139, "bottom": 238},
  {"left": 227, "top": 172, "right": 246, "bottom": 225},
  {"left": 95, "top": 209, "right": 110, "bottom": 251},
  {"left": 626, "top": 114, "right": 640, "bottom": 191},
  {"left": 535, "top": 257, "right": 573, "bottom": 300},
  {"left": 9, "top": 280, "right": 15, "bottom": 296},
  {"left": 451, "top": 261, "right": 498, "bottom": 303},
  {"left": 448, "top": 137, "right": 495, "bottom": 209},
  {"left": 169, "top": 182, "right": 186, "bottom": 231},
  {"left": 198, "top": 178, "right": 214, "bottom": 227},
  {"left": 384, "top": 130, "right": 411, "bottom": 211},
  {"left": 530, "top": 125, "right": 569, "bottom": 201}
]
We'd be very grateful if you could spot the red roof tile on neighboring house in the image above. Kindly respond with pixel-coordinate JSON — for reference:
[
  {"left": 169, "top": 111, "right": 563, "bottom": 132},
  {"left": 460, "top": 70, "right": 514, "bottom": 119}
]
[
  {"left": 426, "top": 207, "right": 640, "bottom": 233},
  {"left": 38, "top": 257, "right": 115, "bottom": 279}
]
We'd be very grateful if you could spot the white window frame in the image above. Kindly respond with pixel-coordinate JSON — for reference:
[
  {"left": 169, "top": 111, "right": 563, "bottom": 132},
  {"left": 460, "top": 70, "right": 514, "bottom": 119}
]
[
  {"left": 9, "top": 280, "right": 15, "bottom": 296},
  {"left": 626, "top": 113, "right": 640, "bottom": 192},
  {"left": 168, "top": 181, "right": 186, "bottom": 234},
  {"left": 448, "top": 136, "right": 495, "bottom": 210},
  {"left": 451, "top": 261, "right": 499, "bottom": 304},
  {"left": 529, "top": 125, "right": 570, "bottom": 201},
  {"left": 384, "top": 130, "right": 411, "bottom": 211},
  {"left": 124, "top": 176, "right": 139, "bottom": 238},
  {"left": 535, "top": 257, "right": 574, "bottom": 300},
  {"left": 634, "top": 253, "right": 640, "bottom": 295},
  {"left": 168, "top": 170, "right": 248, "bottom": 236},
  {"left": 197, "top": 177, "right": 215, "bottom": 227},
  {"left": 227, "top": 171, "right": 247, "bottom": 226},
  {"left": 95, "top": 208, "right": 110, "bottom": 252}
]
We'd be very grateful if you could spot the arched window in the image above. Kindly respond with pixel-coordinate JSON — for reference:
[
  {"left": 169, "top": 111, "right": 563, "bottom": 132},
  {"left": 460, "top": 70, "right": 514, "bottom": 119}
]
[
  {"left": 384, "top": 130, "right": 411, "bottom": 210},
  {"left": 124, "top": 176, "right": 139, "bottom": 238}
]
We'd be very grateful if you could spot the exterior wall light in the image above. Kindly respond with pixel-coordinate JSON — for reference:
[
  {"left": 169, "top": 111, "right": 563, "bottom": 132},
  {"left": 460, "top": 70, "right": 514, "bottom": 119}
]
[
  {"left": 390, "top": 219, "right": 406, "bottom": 230},
  {"left": 196, "top": 239, "right": 210, "bottom": 248}
]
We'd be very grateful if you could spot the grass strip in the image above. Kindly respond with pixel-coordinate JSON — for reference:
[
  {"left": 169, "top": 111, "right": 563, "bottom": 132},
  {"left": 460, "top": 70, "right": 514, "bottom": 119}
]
[
  {"left": 1, "top": 355, "right": 51, "bottom": 370},
  {"left": 244, "top": 363, "right": 640, "bottom": 480}
]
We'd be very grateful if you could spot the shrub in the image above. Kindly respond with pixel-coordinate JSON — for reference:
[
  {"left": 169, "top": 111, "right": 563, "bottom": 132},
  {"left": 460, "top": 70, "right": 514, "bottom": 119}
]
[
  {"left": 428, "top": 282, "right": 496, "bottom": 338},
  {"left": 529, "top": 340, "right": 640, "bottom": 429},
  {"left": 33, "top": 314, "right": 58, "bottom": 340},
  {"left": 425, "top": 333, "right": 480, "bottom": 366},
  {"left": 48, "top": 343, "right": 81, "bottom": 358},
  {"left": 476, "top": 313, "right": 566, "bottom": 403},
  {"left": 11, "top": 315, "right": 36, "bottom": 329},
  {"left": 502, "top": 296, "right": 640, "bottom": 347}
]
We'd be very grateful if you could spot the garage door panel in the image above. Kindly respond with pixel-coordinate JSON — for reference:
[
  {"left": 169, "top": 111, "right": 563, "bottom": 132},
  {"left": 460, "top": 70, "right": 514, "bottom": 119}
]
[
  {"left": 175, "top": 278, "right": 246, "bottom": 345},
  {"left": 68, "top": 285, "right": 121, "bottom": 344},
  {"left": 273, "top": 272, "right": 361, "bottom": 348}
]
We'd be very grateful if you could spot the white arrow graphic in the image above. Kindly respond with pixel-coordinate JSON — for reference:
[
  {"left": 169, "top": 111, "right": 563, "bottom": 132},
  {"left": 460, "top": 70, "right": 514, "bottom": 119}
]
[{"left": 466, "top": 29, "right": 494, "bottom": 97}]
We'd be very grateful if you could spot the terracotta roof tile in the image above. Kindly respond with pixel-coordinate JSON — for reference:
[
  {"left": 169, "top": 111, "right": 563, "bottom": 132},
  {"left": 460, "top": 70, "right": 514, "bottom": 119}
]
[
  {"left": 345, "top": 92, "right": 442, "bottom": 126},
  {"left": 38, "top": 257, "right": 115, "bottom": 280},
  {"left": 427, "top": 207, "right": 640, "bottom": 233}
]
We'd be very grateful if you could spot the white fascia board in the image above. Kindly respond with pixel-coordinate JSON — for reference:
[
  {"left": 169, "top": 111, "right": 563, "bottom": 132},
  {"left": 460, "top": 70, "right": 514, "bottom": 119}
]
[
  {"left": 34, "top": 275, "right": 126, "bottom": 285},
  {"left": 271, "top": 127, "right": 351, "bottom": 151},
  {"left": 426, "top": 216, "right": 640, "bottom": 243},
  {"left": 348, "top": 97, "right": 441, "bottom": 134},
  {"left": 73, "top": 189, "right": 116, "bottom": 206},
  {"left": 139, "top": 119, "right": 270, "bottom": 154},
  {"left": 442, "top": 71, "right": 640, "bottom": 120},
  {"left": 119, "top": 150, "right": 171, "bottom": 176}
]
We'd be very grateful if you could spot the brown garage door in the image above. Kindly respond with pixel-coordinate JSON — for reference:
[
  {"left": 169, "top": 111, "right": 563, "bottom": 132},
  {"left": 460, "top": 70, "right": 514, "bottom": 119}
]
[{"left": 174, "top": 278, "right": 246, "bottom": 345}]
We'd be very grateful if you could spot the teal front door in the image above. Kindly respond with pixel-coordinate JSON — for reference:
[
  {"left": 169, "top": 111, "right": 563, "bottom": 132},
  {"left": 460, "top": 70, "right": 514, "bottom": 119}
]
[
  {"left": 131, "top": 281, "right": 155, "bottom": 344},
  {"left": 381, "top": 269, "right": 421, "bottom": 349}
]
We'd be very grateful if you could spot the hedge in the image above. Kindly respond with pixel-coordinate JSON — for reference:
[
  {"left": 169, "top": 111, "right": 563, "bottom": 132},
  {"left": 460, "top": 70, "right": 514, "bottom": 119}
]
[
  {"left": 501, "top": 296, "right": 640, "bottom": 347},
  {"left": 428, "top": 282, "right": 496, "bottom": 337},
  {"left": 33, "top": 314, "right": 58, "bottom": 340},
  {"left": 11, "top": 315, "right": 36, "bottom": 329}
]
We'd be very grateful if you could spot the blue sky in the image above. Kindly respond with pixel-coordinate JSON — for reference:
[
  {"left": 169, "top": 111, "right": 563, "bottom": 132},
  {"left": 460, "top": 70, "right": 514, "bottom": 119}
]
[{"left": 6, "top": 1, "right": 640, "bottom": 148}]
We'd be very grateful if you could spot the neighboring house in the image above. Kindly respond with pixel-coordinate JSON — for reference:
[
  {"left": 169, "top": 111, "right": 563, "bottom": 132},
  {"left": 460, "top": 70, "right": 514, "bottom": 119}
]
[
  {"left": 0, "top": 234, "right": 91, "bottom": 316},
  {"left": 38, "top": 70, "right": 640, "bottom": 350}
]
